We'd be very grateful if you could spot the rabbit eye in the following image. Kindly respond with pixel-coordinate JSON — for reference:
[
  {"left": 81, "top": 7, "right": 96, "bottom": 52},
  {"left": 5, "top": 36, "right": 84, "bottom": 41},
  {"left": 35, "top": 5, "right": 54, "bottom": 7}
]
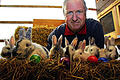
[
  {"left": 26, "top": 43, "right": 30, "bottom": 47},
  {"left": 79, "top": 53, "right": 82, "bottom": 55},
  {"left": 91, "top": 49, "right": 93, "bottom": 51},
  {"left": 109, "top": 49, "right": 112, "bottom": 52}
]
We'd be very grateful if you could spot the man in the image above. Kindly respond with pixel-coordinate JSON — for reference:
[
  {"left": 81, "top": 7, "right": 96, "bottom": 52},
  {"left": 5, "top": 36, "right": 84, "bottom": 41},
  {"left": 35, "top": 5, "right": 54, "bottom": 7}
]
[{"left": 47, "top": 0, "right": 104, "bottom": 50}]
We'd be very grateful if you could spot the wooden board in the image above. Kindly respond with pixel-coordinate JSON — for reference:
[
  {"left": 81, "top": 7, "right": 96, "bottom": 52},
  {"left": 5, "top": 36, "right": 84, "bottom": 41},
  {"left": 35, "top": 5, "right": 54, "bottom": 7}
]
[{"left": 33, "top": 19, "right": 65, "bottom": 28}]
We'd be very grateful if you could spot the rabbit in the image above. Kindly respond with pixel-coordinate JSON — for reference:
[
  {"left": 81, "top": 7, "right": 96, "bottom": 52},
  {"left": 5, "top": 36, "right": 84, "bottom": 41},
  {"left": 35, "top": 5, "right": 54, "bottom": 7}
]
[
  {"left": 64, "top": 37, "right": 78, "bottom": 72},
  {"left": 1, "top": 36, "right": 15, "bottom": 59},
  {"left": 104, "top": 37, "right": 119, "bottom": 60},
  {"left": 84, "top": 37, "right": 100, "bottom": 58},
  {"left": 49, "top": 35, "right": 65, "bottom": 59},
  {"left": 73, "top": 40, "right": 91, "bottom": 62},
  {"left": 12, "top": 27, "right": 49, "bottom": 60},
  {"left": 64, "top": 37, "right": 78, "bottom": 61},
  {"left": 97, "top": 36, "right": 109, "bottom": 58}
]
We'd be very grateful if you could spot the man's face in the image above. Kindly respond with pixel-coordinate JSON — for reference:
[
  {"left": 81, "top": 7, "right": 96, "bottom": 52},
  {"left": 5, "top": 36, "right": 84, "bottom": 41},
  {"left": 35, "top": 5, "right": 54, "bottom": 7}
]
[{"left": 64, "top": 0, "right": 86, "bottom": 33}]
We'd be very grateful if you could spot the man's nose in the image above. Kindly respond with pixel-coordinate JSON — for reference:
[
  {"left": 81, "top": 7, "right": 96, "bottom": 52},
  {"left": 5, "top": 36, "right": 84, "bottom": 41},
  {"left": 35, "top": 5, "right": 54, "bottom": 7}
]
[{"left": 72, "top": 13, "right": 78, "bottom": 22}]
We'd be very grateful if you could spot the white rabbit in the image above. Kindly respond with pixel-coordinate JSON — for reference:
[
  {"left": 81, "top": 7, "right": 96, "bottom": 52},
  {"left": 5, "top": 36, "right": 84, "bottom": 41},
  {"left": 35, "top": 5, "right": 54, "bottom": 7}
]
[
  {"left": 1, "top": 36, "right": 15, "bottom": 59},
  {"left": 84, "top": 37, "right": 100, "bottom": 58},
  {"left": 13, "top": 27, "right": 49, "bottom": 60},
  {"left": 49, "top": 35, "right": 65, "bottom": 59}
]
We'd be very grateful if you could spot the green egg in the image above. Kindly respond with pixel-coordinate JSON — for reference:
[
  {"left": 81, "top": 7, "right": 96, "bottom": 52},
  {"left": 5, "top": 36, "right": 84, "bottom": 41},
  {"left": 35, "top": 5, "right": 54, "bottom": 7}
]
[{"left": 30, "top": 54, "right": 41, "bottom": 63}]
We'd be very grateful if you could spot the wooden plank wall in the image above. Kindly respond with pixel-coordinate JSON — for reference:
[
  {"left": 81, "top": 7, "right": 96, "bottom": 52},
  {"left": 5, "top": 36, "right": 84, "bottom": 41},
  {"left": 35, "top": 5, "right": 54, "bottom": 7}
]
[{"left": 96, "top": 0, "right": 115, "bottom": 14}]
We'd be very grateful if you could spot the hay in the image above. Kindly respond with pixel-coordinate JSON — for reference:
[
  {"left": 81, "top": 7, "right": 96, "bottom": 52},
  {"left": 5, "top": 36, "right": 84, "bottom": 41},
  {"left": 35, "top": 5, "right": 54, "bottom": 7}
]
[
  {"left": 0, "top": 58, "right": 120, "bottom": 80},
  {"left": 14, "top": 26, "right": 55, "bottom": 47},
  {"left": 11, "top": 26, "right": 120, "bottom": 80}
]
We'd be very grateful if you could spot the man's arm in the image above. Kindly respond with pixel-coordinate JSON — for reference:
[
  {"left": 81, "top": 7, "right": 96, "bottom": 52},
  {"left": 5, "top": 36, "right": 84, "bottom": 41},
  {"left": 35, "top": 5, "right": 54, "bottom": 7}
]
[{"left": 94, "top": 21, "right": 104, "bottom": 48}]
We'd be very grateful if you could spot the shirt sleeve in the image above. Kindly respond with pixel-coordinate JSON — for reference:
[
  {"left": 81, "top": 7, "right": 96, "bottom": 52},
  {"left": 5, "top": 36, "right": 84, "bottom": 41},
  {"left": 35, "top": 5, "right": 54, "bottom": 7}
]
[
  {"left": 46, "top": 29, "right": 56, "bottom": 51},
  {"left": 94, "top": 21, "right": 104, "bottom": 48}
]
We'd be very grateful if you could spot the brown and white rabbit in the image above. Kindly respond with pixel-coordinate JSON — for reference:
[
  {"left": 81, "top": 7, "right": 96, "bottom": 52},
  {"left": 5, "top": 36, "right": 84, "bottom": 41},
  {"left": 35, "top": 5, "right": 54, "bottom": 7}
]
[
  {"left": 105, "top": 37, "right": 119, "bottom": 60},
  {"left": 64, "top": 37, "right": 78, "bottom": 61},
  {"left": 49, "top": 35, "right": 65, "bottom": 59},
  {"left": 73, "top": 40, "right": 91, "bottom": 62},
  {"left": 13, "top": 27, "right": 49, "bottom": 60},
  {"left": 64, "top": 37, "right": 78, "bottom": 72},
  {"left": 84, "top": 37, "right": 100, "bottom": 58},
  {"left": 1, "top": 36, "right": 15, "bottom": 59}
]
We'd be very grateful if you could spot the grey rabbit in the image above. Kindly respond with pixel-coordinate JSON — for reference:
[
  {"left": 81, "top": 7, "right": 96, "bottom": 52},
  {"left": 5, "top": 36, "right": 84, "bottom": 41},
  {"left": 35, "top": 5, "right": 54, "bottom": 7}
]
[
  {"left": 49, "top": 35, "right": 65, "bottom": 59},
  {"left": 13, "top": 27, "right": 49, "bottom": 60}
]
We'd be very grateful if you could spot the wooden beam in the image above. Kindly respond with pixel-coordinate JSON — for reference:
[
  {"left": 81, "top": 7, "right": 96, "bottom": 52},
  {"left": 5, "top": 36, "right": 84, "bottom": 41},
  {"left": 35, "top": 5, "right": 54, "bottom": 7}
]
[
  {"left": 0, "top": 5, "right": 96, "bottom": 11},
  {"left": 0, "top": 40, "right": 5, "bottom": 42},
  {"left": 0, "top": 5, "right": 62, "bottom": 8},
  {"left": 0, "top": 21, "right": 33, "bottom": 24},
  {"left": 88, "top": 8, "right": 97, "bottom": 11}
]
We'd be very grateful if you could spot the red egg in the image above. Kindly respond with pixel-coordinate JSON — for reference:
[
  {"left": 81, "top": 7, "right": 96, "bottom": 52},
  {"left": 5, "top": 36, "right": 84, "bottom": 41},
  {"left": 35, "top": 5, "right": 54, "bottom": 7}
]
[{"left": 87, "top": 56, "right": 98, "bottom": 64}]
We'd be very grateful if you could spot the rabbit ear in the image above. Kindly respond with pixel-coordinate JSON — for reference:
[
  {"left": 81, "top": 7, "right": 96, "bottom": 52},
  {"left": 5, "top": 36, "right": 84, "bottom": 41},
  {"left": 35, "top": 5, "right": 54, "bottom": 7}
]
[
  {"left": 88, "top": 36, "right": 95, "bottom": 45},
  {"left": 110, "top": 37, "right": 115, "bottom": 46},
  {"left": 106, "top": 38, "right": 110, "bottom": 49},
  {"left": 4, "top": 39, "right": 9, "bottom": 45},
  {"left": 52, "top": 35, "right": 57, "bottom": 46},
  {"left": 26, "top": 27, "right": 32, "bottom": 40},
  {"left": 65, "top": 37, "right": 69, "bottom": 47},
  {"left": 104, "top": 36, "right": 108, "bottom": 46},
  {"left": 58, "top": 35, "right": 63, "bottom": 47},
  {"left": 88, "top": 36, "right": 92, "bottom": 46},
  {"left": 91, "top": 37, "right": 96, "bottom": 45},
  {"left": 78, "top": 40, "right": 86, "bottom": 51},
  {"left": 71, "top": 37, "right": 78, "bottom": 48},
  {"left": 78, "top": 41, "right": 82, "bottom": 49},
  {"left": 19, "top": 28, "right": 26, "bottom": 40},
  {"left": 82, "top": 40, "right": 86, "bottom": 51},
  {"left": 9, "top": 36, "right": 15, "bottom": 48}
]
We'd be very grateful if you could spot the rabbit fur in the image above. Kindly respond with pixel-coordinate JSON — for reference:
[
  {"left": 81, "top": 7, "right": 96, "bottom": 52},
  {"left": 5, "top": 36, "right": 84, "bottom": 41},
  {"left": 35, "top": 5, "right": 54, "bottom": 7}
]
[
  {"left": 64, "top": 37, "right": 78, "bottom": 61},
  {"left": 104, "top": 37, "right": 119, "bottom": 60},
  {"left": 73, "top": 40, "right": 91, "bottom": 62},
  {"left": 84, "top": 37, "right": 100, "bottom": 58},
  {"left": 13, "top": 27, "right": 49, "bottom": 60}
]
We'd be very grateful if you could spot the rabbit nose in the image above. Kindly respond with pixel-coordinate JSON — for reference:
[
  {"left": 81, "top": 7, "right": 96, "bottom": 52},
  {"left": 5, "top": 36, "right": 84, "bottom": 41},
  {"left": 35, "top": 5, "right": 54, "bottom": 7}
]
[
  {"left": 17, "top": 53, "right": 22, "bottom": 56},
  {"left": 74, "top": 57, "right": 79, "bottom": 62}
]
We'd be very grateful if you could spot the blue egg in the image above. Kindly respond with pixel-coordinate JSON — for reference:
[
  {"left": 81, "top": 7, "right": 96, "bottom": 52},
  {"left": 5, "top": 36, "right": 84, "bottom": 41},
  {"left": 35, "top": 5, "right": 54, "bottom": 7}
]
[{"left": 98, "top": 57, "right": 109, "bottom": 62}]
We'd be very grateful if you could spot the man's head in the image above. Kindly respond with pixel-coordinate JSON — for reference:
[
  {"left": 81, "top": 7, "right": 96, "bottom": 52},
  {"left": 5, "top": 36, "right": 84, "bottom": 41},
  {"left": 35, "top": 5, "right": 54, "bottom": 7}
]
[{"left": 63, "top": 0, "right": 87, "bottom": 33}]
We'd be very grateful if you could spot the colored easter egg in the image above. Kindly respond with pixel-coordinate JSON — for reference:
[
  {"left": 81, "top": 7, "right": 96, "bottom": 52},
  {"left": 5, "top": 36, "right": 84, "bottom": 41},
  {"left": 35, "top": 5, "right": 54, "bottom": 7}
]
[
  {"left": 30, "top": 54, "right": 41, "bottom": 63},
  {"left": 87, "top": 56, "right": 98, "bottom": 64},
  {"left": 98, "top": 57, "right": 109, "bottom": 62},
  {"left": 60, "top": 57, "right": 70, "bottom": 67}
]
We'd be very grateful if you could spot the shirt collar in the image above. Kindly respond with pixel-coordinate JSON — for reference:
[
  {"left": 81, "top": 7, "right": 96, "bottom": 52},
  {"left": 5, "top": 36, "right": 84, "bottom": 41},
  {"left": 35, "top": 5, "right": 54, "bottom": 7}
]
[{"left": 64, "top": 24, "right": 87, "bottom": 35}]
